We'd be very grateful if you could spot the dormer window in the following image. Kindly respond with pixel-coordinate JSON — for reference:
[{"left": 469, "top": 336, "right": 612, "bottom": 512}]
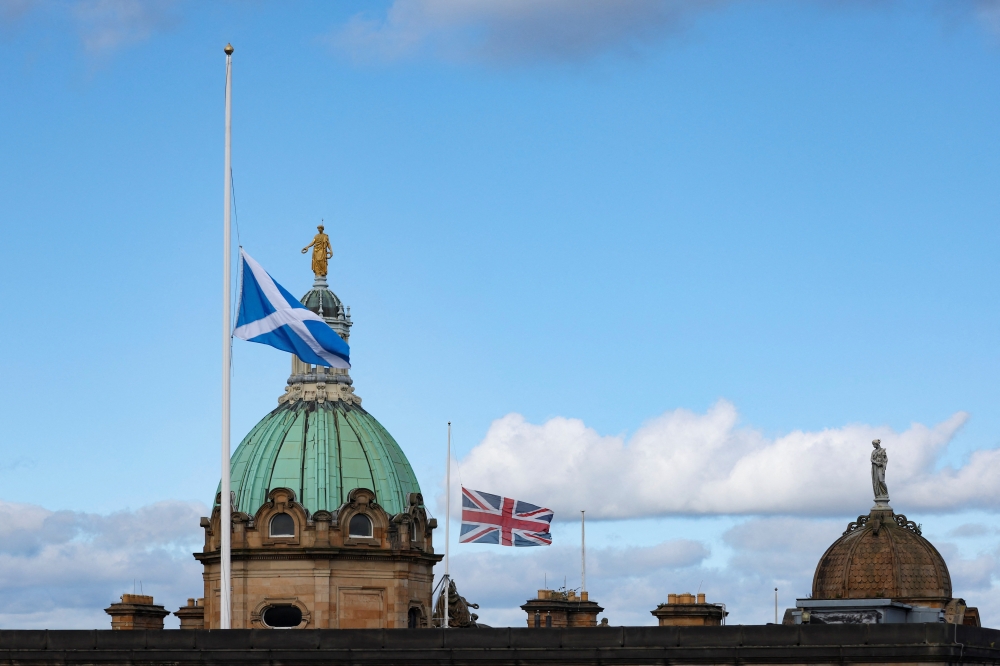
[
  {"left": 349, "top": 514, "right": 373, "bottom": 538},
  {"left": 270, "top": 513, "right": 295, "bottom": 537}
]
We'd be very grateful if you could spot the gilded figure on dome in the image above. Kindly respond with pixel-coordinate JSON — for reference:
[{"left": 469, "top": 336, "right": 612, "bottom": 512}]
[{"left": 302, "top": 224, "right": 333, "bottom": 277}]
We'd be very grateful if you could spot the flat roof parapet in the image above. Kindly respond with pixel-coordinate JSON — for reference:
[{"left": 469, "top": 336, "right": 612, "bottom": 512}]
[{"left": 0, "top": 625, "right": 999, "bottom": 664}]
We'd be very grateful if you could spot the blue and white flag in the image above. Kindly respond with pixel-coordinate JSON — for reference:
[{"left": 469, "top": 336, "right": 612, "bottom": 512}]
[{"left": 234, "top": 249, "right": 350, "bottom": 368}]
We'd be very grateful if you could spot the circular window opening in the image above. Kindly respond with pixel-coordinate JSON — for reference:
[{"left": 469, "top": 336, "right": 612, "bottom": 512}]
[
  {"left": 269, "top": 513, "right": 295, "bottom": 537},
  {"left": 349, "top": 514, "right": 373, "bottom": 538},
  {"left": 263, "top": 604, "right": 302, "bottom": 628}
]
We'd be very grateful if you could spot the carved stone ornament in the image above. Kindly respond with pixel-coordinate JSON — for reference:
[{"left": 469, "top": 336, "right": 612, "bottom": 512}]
[
  {"left": 433, "top": 579, "right": 482, "bottom": 628},
  {"left": 893, "top": 514, "right": 922, "bottom": 535},
  {"left": 843, "top": 515, "right": 870, "bottom": 536},
  {"left": 809, "top": 610, "right": 881, "bottom": 625},
  {"left": 250, "top": 597, "right": 311, "bottom": 629},
  {"left": 279, "top": 381, "right": 362, "bottom": 406},
  {"left": 842, "top": 513, "right": 920, "bottom": 537}
]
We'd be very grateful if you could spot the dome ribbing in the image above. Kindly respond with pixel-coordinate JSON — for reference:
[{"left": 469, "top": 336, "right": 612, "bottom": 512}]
[
  {"left": 812, "top": 509, "right": 951, "bottom": 606},
  {"left": 226, "top": 399, "right": 420, "bottom": 516}
]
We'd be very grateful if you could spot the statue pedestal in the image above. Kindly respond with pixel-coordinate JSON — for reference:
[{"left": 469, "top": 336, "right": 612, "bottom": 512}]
[{"left": 872, "top": 497, "right": 891, "bottom": 511}]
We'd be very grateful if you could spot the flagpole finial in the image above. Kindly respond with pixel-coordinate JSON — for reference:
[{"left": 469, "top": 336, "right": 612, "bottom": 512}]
[{"left": 224, "top": 43, "right": 234, "bottom": 55}]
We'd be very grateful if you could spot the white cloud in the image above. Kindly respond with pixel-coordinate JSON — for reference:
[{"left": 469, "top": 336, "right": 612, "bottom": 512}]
[
  {"left": 0, "top": 0, "right": 180, "bottom": 54},
  {"left": 454, "top": 400, "right": 992, "bottom": 519},
  {"left": 948, "top": 522, "right": 993, "bottom": 538},
  {"left": 449, "top": 403, "right": 1000, "bottom": 625},
  {"left": 444, "top": 517, "right": 860, "bottom": 626},
  {"left": 71, "top": 0, "right": 179, "bottom": 54},
  {"left": 974, "top": 0, "right": 1000, "bottom": 36},
  {"left": 1, "top": 498, "right": 996, "bottom": 629},
  {"left": 445, "top": 536, "right": 710, "bottom": 626},
  {"left": 0, "top": 499, "right": 205, "bottom": 629},
  {"left": 329, "top": 0, "right": 725, "bottom": 65},
  {"left": 449, "top": 514, "right": 1000, "bottom": 627},
  {"left": 328, "top": 0, "right": 1000, "bottom": 66},
  {"left": 949, "top": 551, "right": 997, "bottom": 590},
  {"left": 0, "top": 0, "right": 35, "bottom": 24}
]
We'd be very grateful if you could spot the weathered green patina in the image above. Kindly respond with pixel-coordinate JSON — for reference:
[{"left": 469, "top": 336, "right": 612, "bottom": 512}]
[{"left": 218, "top": 400, "right": 421, "bottom": 517}]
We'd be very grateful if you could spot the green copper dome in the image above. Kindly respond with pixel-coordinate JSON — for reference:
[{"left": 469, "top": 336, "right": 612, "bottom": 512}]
[
  {"left": 226, "top": 399, "right": 421, "bottom": 517},
  {"left": 219, "top": 271, "right": 419, "bottom": 517}
]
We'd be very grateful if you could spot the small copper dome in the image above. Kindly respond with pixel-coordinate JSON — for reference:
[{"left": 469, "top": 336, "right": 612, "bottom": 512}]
[{"left": 812, "top": 508, "right": 952, "bottom": 607}]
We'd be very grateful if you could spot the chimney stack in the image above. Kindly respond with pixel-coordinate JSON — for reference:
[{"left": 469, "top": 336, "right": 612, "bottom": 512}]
[{"left": 104, "top": 594, "right": 169, "bottom": 630}]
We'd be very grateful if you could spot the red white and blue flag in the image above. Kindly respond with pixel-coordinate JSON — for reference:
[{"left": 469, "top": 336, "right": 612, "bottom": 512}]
[{"left": 459, "top": 487, "right": 553, "bottom": 547}]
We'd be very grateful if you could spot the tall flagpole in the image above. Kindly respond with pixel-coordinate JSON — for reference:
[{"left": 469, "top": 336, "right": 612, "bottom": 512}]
[
  {"left": 581, "top": 510, "right": 586, "bottom": 595},
  {"left": 443, "top": 421, "right": 451, "bottom": 629},
  {"left": 220, "top": 42, "right": 234, "bottom": 630}
]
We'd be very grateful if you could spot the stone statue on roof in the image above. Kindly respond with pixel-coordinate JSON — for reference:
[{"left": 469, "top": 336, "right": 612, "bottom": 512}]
[
  {"left": 433, "top": 579, "right": 485, "bottom": 628},
  {"left": 871, "top": 439, "right": 889, "bottom": 506},
  {"left": 302, "top": 224, "right": 333, "bottom": 277}
]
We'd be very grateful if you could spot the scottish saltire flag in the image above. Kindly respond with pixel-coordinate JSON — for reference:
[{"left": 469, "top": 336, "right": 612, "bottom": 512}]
[
  {"left": 460, "top": 487, "right": 553, "bottom": 547},
  {"left": 233, "top": 249, "right": 350, "bottom": 368}
]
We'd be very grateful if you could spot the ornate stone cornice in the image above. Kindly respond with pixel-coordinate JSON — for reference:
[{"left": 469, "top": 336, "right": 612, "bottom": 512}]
[
  {"left": 194, "top": 549, "right": 441, "bottom": 565},
  {"left": 278, "top": 381, "right": 362, "bottom": 406}
]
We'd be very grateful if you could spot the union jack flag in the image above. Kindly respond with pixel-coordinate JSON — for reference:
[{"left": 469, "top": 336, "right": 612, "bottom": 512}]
[{"left": 459, "top": 487, "right": 553, "bottom": 547}]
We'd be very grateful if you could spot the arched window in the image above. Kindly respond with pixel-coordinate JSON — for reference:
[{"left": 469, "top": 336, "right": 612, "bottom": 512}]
[
  {"left": 269, "top": 513, "right": 295, "bottom": 537},
  {"left": 349, "top": 513, "right": 373, "bottom": 538},
  {"left": 408, "top": 607, "right": 421, "bottom": 628},
  {"left": 263, "top": 605, "right": 302, "bottom": 628}
]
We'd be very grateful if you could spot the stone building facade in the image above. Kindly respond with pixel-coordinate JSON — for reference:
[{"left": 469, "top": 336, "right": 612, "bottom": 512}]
[
  {"left": 189, "top": 262, "right": 441, "bottom": 629},
  {"left": 196, "top": 487, "right": 439, "bottom": 629}
]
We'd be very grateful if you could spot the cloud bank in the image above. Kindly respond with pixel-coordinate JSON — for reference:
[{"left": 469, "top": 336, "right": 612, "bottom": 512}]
[
  {"left": 448, "top": 515, "right": 1000, "bottom": 627},
  {"left": 1, "top": 497, "right": 994, "bottom": 628},
  {"left": 329, "top": 0, "right": 1000, "bottom": 65},
  {"left": 0, "top": 499, "right": 204, "bottom": 629},
  {"left": 2, "top": 0, "right": 180, "bottom": 55},
  {"left": 446, "top": 536, "right": 711, "bottom": 627},
  {"left": 975, "top": 0, "right": 1000, "bottom": 36},
  {"left": 71, "top": 0, "right": 179, "bottom": 54},
  {"left": 329, "top": 0, "right": 724, "bottom": 65},
  {"left": 455, "top": 400, "right": 990, "bottom": 519}
]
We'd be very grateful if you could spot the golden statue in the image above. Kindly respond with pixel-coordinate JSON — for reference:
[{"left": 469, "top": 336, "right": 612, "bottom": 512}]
[{"left": 301, "top": 224, "right": 333, "bottom": 277}]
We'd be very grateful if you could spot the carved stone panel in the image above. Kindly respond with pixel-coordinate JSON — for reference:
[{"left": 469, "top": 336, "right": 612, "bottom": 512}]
[{"left": 338, "top": 588, "right": 385, "bottom": 629}]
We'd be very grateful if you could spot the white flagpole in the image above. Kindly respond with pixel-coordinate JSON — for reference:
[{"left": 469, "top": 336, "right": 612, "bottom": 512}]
[
  {"left": 581, "top": 510, "right": 586, "bottom": 595},
  {"left": 220, "top": 42, "right": 234, "bottom": 631},
  {"left": 443, "top": 421, "right": 451, "bottom": 629}
]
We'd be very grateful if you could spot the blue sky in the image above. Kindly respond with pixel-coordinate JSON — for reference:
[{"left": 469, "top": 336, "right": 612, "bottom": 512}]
[{"left": 1, "top": 0, "right": 999, "bottom": 628}]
